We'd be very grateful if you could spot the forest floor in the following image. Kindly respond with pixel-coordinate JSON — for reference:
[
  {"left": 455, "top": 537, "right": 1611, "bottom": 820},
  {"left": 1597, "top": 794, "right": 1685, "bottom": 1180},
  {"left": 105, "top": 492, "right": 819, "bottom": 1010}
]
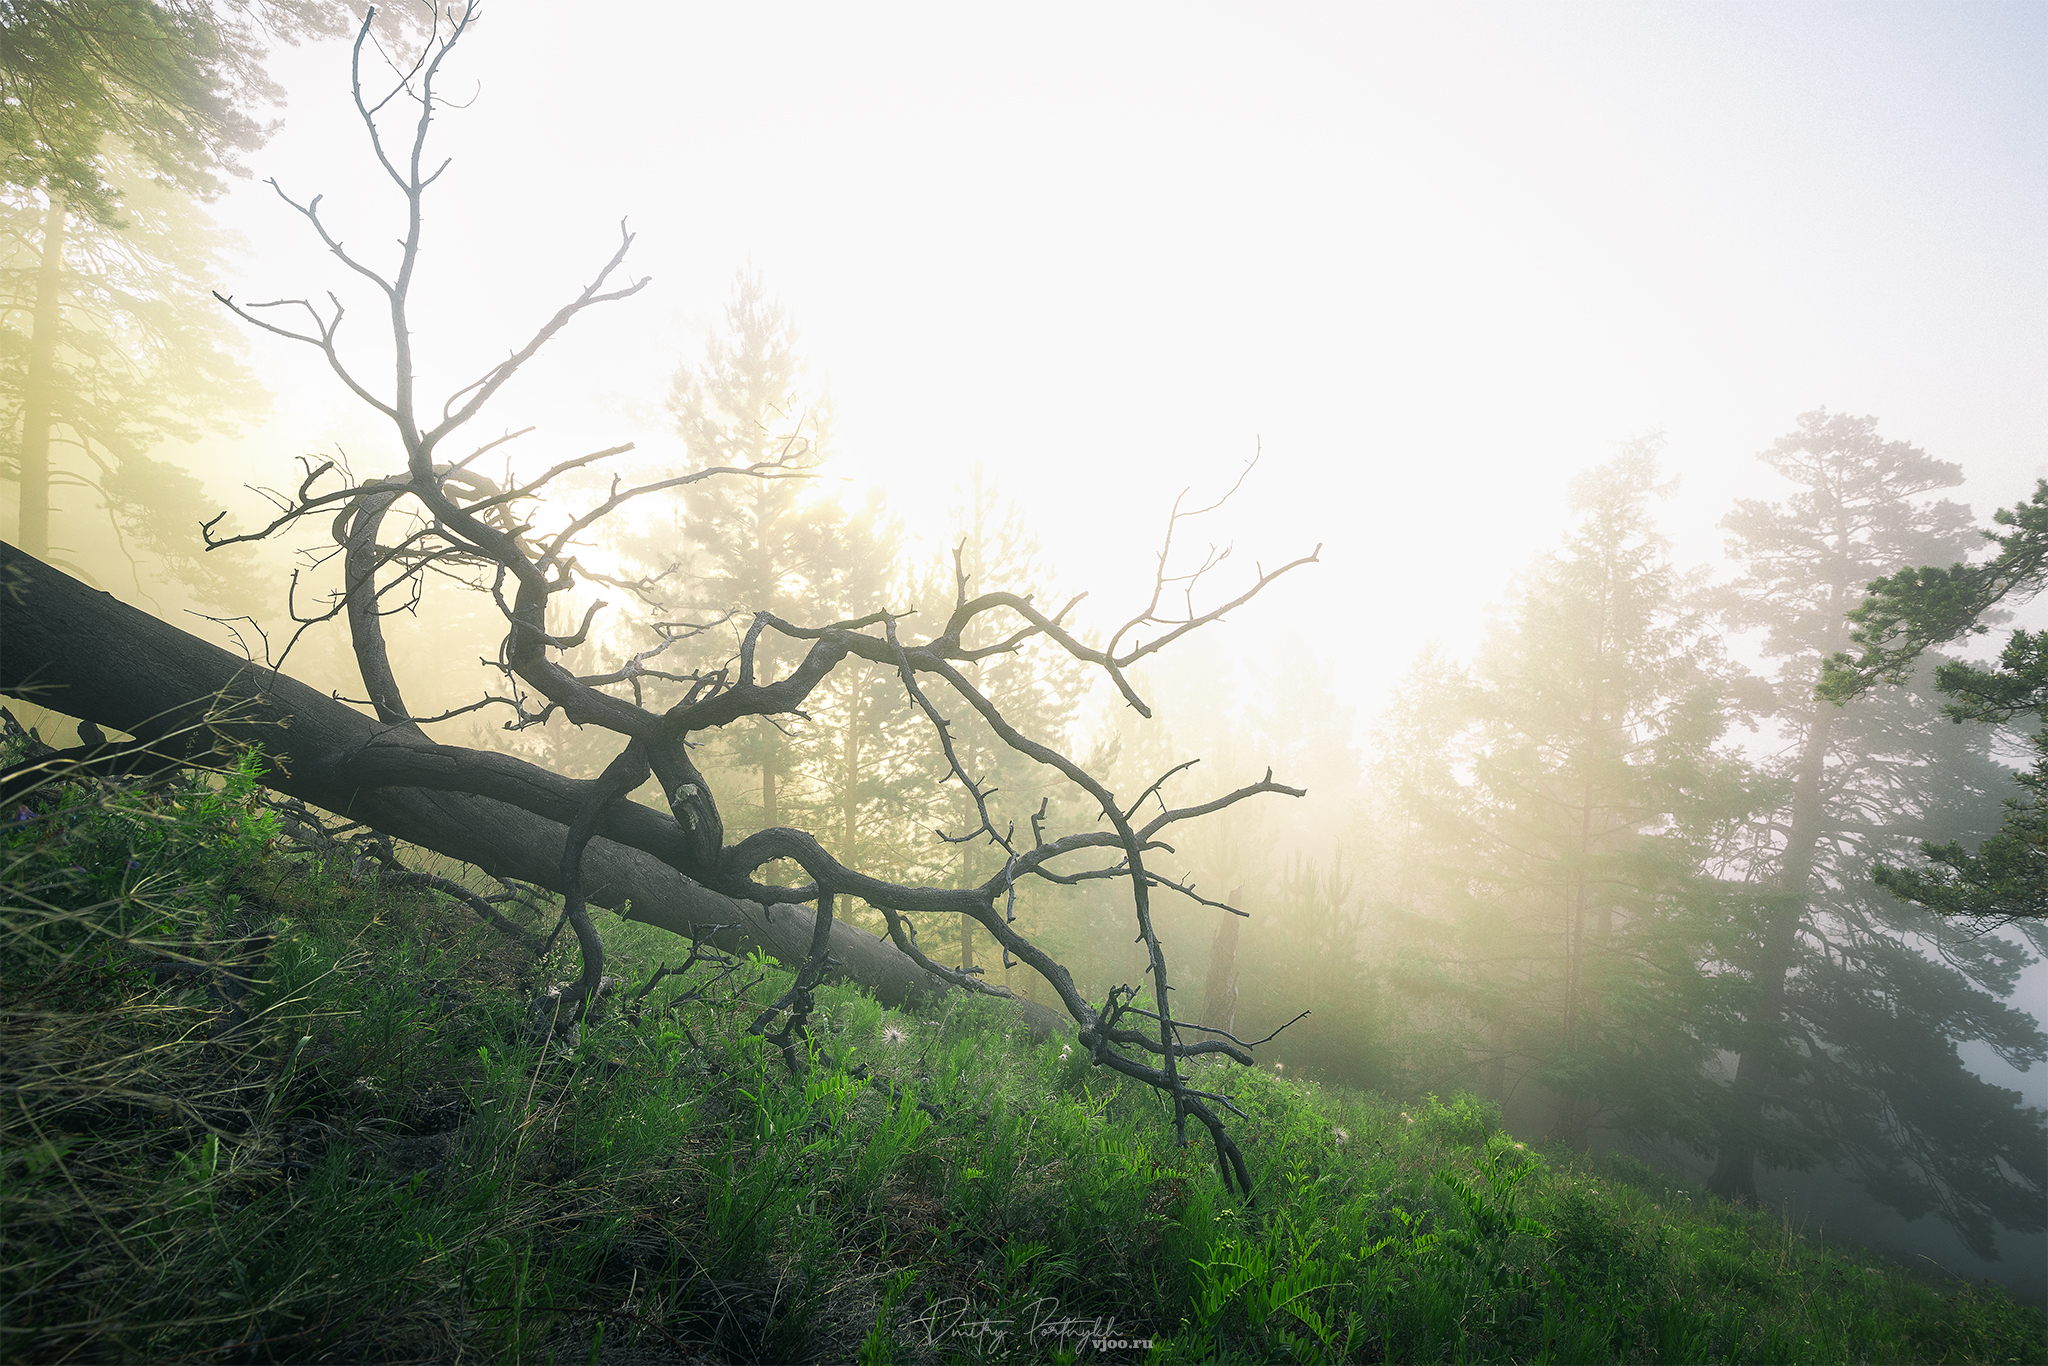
[{"left": 3, "top": 758, "right": 2043, "bottom": 1364}]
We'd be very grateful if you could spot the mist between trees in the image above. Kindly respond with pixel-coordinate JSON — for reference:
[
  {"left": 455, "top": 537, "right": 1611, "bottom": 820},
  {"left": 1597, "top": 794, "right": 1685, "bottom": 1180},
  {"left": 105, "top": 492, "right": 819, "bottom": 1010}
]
[{"left": 3, "top": 0, "right": 2042, "bottom": 1295}]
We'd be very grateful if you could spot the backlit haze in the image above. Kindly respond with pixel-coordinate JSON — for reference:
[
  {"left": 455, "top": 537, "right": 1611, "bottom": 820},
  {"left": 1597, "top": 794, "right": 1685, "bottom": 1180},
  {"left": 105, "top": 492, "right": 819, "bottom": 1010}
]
[
  {"left": 32, "top": 2, "right": 2048, "bottom": 1288},
  {"left": 200, "top": 1, "right": 2046, "bottom": 720}
]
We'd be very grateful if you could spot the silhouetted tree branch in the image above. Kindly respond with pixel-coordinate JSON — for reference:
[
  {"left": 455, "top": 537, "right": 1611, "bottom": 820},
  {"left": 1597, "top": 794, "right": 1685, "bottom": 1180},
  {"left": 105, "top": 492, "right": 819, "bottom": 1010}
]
[{"left": 9, "top": 5, "right": 1319, "bottom": 1194}]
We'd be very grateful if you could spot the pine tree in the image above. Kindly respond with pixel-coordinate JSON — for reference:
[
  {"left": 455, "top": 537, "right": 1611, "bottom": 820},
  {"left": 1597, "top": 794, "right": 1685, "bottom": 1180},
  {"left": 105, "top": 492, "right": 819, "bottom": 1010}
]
[
  {"left": 1249, "top": 847, "right": 1400, "bottom": 1086},
  {"left": 1180, "top": 629, "right": 1377, "bottom": 1086},
  {"left": 1704, "top": 410, "right": 2046, "bottom": 1261},
  {"left": 789, "top": 488, "right": 934, "bottom": 884},
  {"left": 1823, "top": 479, "right": 2048, "bottom": 928},
  {"left": 1358, "top": 645, "right": 1491, "bottom": 1093},
  {"left": 654, "top": 268, "right": 891, "bottom": 832},
  {"left": 1, "top": 0, "right": 276, "bottom": 219},
  {"left": 1, "top": 148, "right": 264, "bottom": 596},
  {"left": 1390, "top": 441, "right": 1751, "bottom": 1149},
  {"left": 1, "top": 0, "right": 382, "bottom": 575},
  {"left": 926, "top": 466, "right": 1087, "bottom": 977}
]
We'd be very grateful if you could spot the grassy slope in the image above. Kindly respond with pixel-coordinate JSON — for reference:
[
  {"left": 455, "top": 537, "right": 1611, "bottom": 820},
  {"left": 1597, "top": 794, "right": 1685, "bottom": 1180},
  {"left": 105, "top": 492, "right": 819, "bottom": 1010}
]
[{"left": 2, "top": 767, "right": 2041, "bottom": 1364}]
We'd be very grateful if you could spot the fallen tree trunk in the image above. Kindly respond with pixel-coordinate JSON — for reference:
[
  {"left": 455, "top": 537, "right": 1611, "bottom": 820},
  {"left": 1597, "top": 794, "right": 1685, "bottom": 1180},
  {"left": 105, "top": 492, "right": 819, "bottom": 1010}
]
[{"left": 0, "top": 543, "right": 1065, "bottom": 1036}]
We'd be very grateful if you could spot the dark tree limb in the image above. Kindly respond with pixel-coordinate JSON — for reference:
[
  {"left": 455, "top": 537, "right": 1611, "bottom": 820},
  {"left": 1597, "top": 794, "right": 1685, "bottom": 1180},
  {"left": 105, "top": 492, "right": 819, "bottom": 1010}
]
[
  {"left": 0, "top": 542, "right": 1064, "bottom": 1037},
  {"left": 151, "top": 6, "right": 1318, "bottom": 1195}
]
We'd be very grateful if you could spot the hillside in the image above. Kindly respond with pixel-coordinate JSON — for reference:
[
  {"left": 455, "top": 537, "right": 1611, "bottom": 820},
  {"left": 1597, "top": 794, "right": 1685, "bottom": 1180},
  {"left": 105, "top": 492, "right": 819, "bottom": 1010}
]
[{"left": 3, "top": 758, "right": 2041, "bottom": 1364}]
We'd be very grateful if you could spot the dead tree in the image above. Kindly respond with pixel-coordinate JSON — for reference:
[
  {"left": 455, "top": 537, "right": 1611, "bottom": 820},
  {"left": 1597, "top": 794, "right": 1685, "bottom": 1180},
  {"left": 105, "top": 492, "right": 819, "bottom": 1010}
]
[{"left": 32, "top": 5, "right": 1319, "bottom": 1193}]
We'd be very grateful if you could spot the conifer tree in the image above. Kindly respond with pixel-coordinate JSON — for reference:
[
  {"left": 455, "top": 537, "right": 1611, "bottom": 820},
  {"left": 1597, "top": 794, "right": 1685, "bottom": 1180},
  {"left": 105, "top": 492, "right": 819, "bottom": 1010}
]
[
  {"left": 1247, "top": 847, "right": 1396, "bottom": 1084},
  {"left": 789, "top": 488, "right": 933, "bottom": 885},
  {"left": 1358, "top": 645, "right": 1491, "bottom": 1092},
  {"left": 1, "top": 0, "right": 276, "bottom": 218},
  {"left": 1387, "top": 441, "right": 1751, "bottom": 1149},
  {"left": 1, "top": 0, "right": 395, "bottom": 587},
  {"left": 1823, "top": 479, "right": 2048, "bottom": 929},
  {"left": 1182, "top": 630, "right": 1378, "bottom": 1085},
  {"left": 655, "top": 268, "right": 887, "bottom": 832},
  {"left": 928, "top": 466, "right": 1087, "bottom": 975},
  {"left": 1, "top": 147, "right": 264, "bottom": 596},
  {"left": 1704, "top": 410, "right": 2045, "bottom": 1260}
]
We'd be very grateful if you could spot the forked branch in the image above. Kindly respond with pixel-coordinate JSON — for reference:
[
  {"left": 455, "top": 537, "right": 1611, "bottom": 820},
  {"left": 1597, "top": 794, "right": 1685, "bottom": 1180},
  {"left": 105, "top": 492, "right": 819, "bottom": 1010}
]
[{"left": 208, "top": 5, "right": 1316, "bottom": 1196}]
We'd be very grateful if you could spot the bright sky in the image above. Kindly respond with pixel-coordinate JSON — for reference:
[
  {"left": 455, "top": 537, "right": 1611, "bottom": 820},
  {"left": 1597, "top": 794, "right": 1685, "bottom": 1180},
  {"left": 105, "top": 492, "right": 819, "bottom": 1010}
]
[{"left": 198, "top": 1, "right": 2048, "bottom": 726}]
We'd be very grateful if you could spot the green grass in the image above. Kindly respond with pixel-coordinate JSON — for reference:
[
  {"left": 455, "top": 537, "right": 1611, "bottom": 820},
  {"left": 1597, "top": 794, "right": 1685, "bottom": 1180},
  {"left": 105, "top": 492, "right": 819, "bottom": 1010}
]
[{"left": 2, "top": 761, "right": 2041, "bottom": 1363}]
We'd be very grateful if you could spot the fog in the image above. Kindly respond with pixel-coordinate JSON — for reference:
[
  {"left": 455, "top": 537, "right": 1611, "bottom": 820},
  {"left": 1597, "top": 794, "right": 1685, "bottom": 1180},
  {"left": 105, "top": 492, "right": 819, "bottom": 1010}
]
[{"left": 6, "top": 1, "right": 2044, "bottom": 1297}]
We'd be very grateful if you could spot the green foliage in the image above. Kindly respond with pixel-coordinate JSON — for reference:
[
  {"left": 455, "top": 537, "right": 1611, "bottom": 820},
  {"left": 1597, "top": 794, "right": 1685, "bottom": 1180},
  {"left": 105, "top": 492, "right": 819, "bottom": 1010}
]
[
  {"left": 3, "top": 761, "right": 2042, "bottom": 1363},
  {"left": 1413, "top": 1090, "right": 1498, "bottom": 1147},
  {"left": 3, "top": 138, "right": 270, "bottom": 599},
  {"left": 1192, "top": 1210, "right": 1349, "bottom": 1357},
  {"left": 1436, "top": 1134, "right": 1551, "bottom": 1255},
  {"left": 1825, "top": 478, "right": 2048, "bottom": 930},
  {"left": 1823, "top": 477, "right": 2048, "bottom": 705},
  {"left": 0, "top": 0, "right": 269, "bottom": 214},
  {"left": 859, "top": 1267, "right": 917, "bottom": 1365},
  {"left": 1372, "top": 440, "right": 1756, "bottom": 1151},
  {"left": 3, "top": 743, "right": 277, "bottom": 970},
  {"left": 1703, "top": 412, "right": 2047, "bottom": 1251}
]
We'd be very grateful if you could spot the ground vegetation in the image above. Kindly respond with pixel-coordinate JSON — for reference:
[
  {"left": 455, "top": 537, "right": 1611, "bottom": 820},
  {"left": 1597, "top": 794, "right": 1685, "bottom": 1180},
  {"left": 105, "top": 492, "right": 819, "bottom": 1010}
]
[{"left": 1, "top": 750, "right": 2038, "bottom": 1363}]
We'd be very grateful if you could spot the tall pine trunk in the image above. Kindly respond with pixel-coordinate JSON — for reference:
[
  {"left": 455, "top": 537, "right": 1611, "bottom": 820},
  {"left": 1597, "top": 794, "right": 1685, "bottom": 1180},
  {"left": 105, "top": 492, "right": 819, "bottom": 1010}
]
[
  {"left": 17, "top": 192, "right": 67, "bottom": 558},
  {"left": 1556, "top": 778, "right": 1598, "bottom": 1150},
  {"left": 1708, "top": 676, "right": 1835, "bottom": 1199},
  {"left": 1556, "top": 652, "right": 1613, "bottom": 1151}
]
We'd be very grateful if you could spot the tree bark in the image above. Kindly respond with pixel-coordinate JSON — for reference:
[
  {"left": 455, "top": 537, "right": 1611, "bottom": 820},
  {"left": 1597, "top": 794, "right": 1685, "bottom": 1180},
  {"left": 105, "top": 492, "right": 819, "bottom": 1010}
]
[
  {"left": 16, "top": 193, "right": 67, "bottom": 559},
  {"left": 0, "top": 541, "right": 1066, "bottom": 1036},
  {"left": 1708, "top": 698, "right": 1832, "bottom": 1201}
]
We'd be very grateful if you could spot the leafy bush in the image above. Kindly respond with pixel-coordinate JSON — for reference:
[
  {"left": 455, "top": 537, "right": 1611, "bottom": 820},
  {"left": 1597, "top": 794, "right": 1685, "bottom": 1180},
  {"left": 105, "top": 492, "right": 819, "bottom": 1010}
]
[{"left": 1414, "top": 1089, "right": 1498, "bottom": 1147}]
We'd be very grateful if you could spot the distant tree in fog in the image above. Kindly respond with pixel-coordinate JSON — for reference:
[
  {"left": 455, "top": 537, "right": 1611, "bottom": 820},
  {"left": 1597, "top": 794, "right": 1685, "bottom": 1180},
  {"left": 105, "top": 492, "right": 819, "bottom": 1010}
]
[
  {"left": 1706, "top": 410, "right": 2044, "bottom": 1261},
  {"left": 926, "top": 467, "right": 1088, "bottom": 975},
  {"left": 580, "top": 328, "right": 1091, "bottom": 971},
  {"left": 1, "top": 147, "right": 263, "bottom": 598},
  {"left": 1244, "top": 847, "right": 1397, "bottom": 1086},
  {"left": 1384, "top": 440, "right": 1754, "bottom": 1151},
  {"left": 652, "top": 268, "right": 864, "bottom": 831},
  {"left": 1, "top": 0, "right": 408, "bottom": 586},
  {"left": 1203, "top": 634, "right": 1385, "bottom": 1088}
]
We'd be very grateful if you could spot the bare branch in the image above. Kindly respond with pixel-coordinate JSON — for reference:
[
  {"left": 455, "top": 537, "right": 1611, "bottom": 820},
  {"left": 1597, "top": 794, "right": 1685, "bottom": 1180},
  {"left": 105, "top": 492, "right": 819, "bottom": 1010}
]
[
  {"left": 194, "top": 8, "right": 1320, "bottom": 1198},
  {"left": 210, "top": 290, "right": 399, "bottom": 421},
  {"left": 423, "top": 221, "right": 651, "bottom": 449}
]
